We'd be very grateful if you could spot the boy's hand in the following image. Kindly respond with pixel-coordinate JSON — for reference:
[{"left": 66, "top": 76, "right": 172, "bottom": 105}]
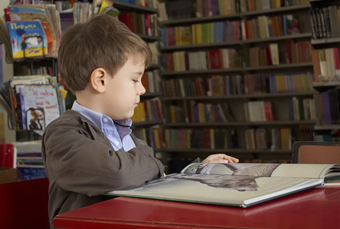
[{"left": 202, "top": 154, "right": 239, "bottom": 164}]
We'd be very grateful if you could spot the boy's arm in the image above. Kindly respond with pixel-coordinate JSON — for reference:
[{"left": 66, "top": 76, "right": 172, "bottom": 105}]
[{"left": 42, "top": 120, "right": 164, "bottom": 197}]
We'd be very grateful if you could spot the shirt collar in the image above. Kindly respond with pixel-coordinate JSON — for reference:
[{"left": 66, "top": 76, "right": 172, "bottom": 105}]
[{"left": 71, "top": 101, "right": 132, "bottom": 131}]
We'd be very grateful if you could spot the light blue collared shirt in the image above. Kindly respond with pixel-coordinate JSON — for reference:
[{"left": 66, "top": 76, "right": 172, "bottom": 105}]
[{"left": 71, "top": 101, "right": 136, "bottom": 152}]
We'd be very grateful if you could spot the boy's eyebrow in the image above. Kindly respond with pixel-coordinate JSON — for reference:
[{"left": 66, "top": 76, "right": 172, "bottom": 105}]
[{"left": 132, "top": 72, "right": 144, "bottom": 75}]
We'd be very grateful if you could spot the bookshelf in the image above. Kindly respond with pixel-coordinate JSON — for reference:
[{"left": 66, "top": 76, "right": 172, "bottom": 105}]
[
  {"left": 158, "top": 0, "right": 316, "bottom": 166},
  {"left": 162, "top": 91, "right": 317, "bottom": 101},
  {"left": 161, "top": 63, "right": 313, "bottom": 76},
  {"left": 111, "top": 0, "right": 158, "bottom": 13},
  {"left": 111, "top": 1, "right": 164, "bottom": 146},
  {"left": 309, "top": 0, "right": 340, "bottom": 141},
  {"left": 162, "top": 121, "right": 316, "bottom": 128}
]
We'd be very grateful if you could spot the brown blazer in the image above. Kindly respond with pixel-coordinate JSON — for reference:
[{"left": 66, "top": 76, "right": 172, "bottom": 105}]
[{"left": 41, "top": 110, "right": 164, "bottom": 229}]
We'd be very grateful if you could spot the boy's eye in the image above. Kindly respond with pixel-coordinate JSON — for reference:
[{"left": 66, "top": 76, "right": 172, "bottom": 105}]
[{"left": 133, "top": 80, "right": 139, "bottom": 83}]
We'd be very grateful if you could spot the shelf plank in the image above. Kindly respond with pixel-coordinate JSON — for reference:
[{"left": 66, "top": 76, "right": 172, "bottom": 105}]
[
  {"left": 111, "top": 1, "right": 158, "bottom": 13},
  {"left": 313, "top": 81, "right": 340, "bottom": 87},
  {"left": 160, "top": 33, "right": 312, "bottom": 51},
  {"left": 146, "top": 64, "right": 161, "bottom": 70},
  {"left": 242, "top": 33, "right": 312, "bottom": 44},
  {"left": 141, "top": 92, "right": 162, "bottom": 99},
  {"left": 160, "top": 41, "right": 241, "bottom": 51},
  {"left": 240, "top": 4, "right": 310, "bottom": 17},
  {"left": 311, "top": 37, "right": 340, "bottom": 46},
  {"left": 161, "top": 63, "right": 313, "bottom": 76},
  {"left": 162, "top": 121, "right": 316, "bottom": 127},
  {"left": 159, "top": 5, "right": 310, "bottom": 26},
  {"left": 137, "top": 34, "right": 159, "bottom": 42},
  {"left": 154, "top": 148, "right": 292, "bottom": 154},
  {"left": 132, "top": 120, "right": 164, "bottom": 127},
  {"left": 159, "top": 14, "right": 240, "bottom": 26},
  {"left": 161, "top": 92, "right": 317, "bottom": 101},
  {"left": 244, "top": 63, "right": 313, "bottom": 71},
  {"left": 314, "top": 125, "right": 340, "bottom": 130}
]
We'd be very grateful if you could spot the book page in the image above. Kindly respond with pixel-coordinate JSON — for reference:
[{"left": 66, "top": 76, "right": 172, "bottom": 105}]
[
  {"left": 110, "top": 174, "right": 321, "bottom": 206},
  {"left": 181, "top": 163, "right": 337, "bottom": 179},
  {"left": 271, "top": 164, "right": 335, "bottom": 179}
]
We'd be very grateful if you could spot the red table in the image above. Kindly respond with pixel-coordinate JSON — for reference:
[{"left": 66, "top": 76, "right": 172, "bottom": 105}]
[{"left": 54, "top": 187, "right": 340, "bottom": 229}]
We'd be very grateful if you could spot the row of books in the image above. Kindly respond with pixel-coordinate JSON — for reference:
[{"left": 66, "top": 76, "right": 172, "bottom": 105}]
[
  {"left": 119, "top": 13, "right": 159, "bottom": 37},
  {"left": 116, "top": 0, "right": 158, "bottom": 9},
  {"left": 161, "top": 49, "right": 243, "bottom": 72},
  {"left": 246, "top": 124, "right": 314, "bottom": 151},
  {"left": 133, "top": 127, "right": 165, "bottom": 149},
  {"left": 160, "top": 14, "right": 299, "bottom": 47},
  {"left": 158, "top": 0, "right": 308, "bottom": 21},
  {"left": 164, "top": 102, "right": 235, "bottom": 124},
  {"left": 12, "top": 141, "right": 46, "bottom": 180},
  {"left": 141, "top": 70, "right": 160, "bottom": 93},
  {"left": 319, "top": 90, "right": 340, "bottom": 125},
  {"left": 25, "top": 66, "right": 54, "bottom": 76},
  {"left": 131, "top": 98, "right": 163, "bottom": 123},
  {"left": 196, "top": 0, "right": 239, "bottom": 17},
  {"left": 164, "top": 129, "right": 239, "bottom": 150},
  {"left": 249, "top": 41, "right": 311, "bottom": 67},
  {"left": 162, "top": 76, "right": 243, "bottom": 97},
  {"left": 312, "top": 47, "right": 340, "bottom": 82},
  {"left": 161, "top": 73, "right": 314, "bottom": 98},
  {"left": 55, "top": 1, "right": 74, "bottom": 11},
  {"left": 160, "top": 21, "right": 240, "bottom": 47},
  {"left": 245, "top": 101, "right": 274, "bottom": 122},
  {"left": 0, "top": 75, "right": 65, "bottom": 131},
  {"left": 288, "top": 98, "right": 316, "bottom": 121},
  {"left": 148, "top": 42, "right": 159, "bottom": 65},
  {"left": 163, "top": 124, "right": 313, "bottom": 151},
  {"left": 239, "top": 0, "right": 309, "bottom": 13},
  {"left": 241, "top": 15, "right": 299, "bottom": 40},
  {"left": 1, "top": 2, "right": 118, "bottom": 61},
  {"left": 311, "top": 6, "right": 340, "bottom": 39},
  {"left": 245, "top": 128, "right": 292, "bottom": 150},
  {"left": 244, "top": 73, "right": 314, "bottom": 94}
]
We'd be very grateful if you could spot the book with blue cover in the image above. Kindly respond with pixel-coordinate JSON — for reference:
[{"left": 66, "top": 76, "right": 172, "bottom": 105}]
[
  {"left": 17, "top": 165, "right": 46, "bottom": 180},
  {"left": 6, "top": 20, "right": 47, "bottom": 59}
]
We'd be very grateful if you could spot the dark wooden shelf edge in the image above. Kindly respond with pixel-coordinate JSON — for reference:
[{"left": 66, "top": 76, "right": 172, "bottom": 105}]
[
  {"left": 161, "top": 63, "right": 313, "bottom": 76},
  {"left": 159, "top": 5, "right": 310, "bottom": 26},
  {"left": 132, "top": 120, "right": 164, "bottom": 127},
  {"left": 111, "top": 0, "right": 158, "bottom": 13},
  {"left": 160, "top": 92, "right": 317, "bottom": 100},
  {"left": 162, "top": 121, "right": 316, "bottom": 127}
]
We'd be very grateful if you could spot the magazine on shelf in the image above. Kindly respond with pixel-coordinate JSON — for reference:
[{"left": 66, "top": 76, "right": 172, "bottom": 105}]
[
  {"left": 6, "top": 20, "right": 47, "bottom": 59},
  {"left": 108, "top": 163, "right": 340, "bottom": 208}
]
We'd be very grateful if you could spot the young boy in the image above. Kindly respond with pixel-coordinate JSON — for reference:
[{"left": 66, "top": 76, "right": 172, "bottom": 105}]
[{"left": 41, "top": 14, "right": 239, "bottom": 229}]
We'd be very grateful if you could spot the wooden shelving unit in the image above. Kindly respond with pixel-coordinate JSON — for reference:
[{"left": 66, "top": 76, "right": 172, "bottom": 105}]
[
  {"left": 157, "top": 2, "right": 314, "bottom": 164},
  {"left": 161, "top": 91, "right": 317, "bottom": 101}
]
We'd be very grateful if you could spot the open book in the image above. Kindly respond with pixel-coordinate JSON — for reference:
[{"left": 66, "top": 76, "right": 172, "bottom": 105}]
[{"left": 108, "top": 163, "right": 340, "bottom": 208}]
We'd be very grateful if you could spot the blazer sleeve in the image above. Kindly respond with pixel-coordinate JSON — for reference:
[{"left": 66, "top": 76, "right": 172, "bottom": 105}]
[{"left": 42, "top": 119, "right": 165, "bottom": 197}]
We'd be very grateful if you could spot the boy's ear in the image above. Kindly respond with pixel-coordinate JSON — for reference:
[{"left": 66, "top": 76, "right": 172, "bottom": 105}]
[{"left": 90, "top": 68, "right": 108, "bottom": 93}]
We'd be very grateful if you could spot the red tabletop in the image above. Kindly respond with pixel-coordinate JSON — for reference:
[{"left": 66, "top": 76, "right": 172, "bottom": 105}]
[{"left": 54, "top": 187, "right": 340, "bottom": 229}]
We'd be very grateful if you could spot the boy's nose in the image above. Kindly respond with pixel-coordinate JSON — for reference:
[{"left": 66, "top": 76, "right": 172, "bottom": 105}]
[{"left": 138, "top": 83, "right": 146, "bottom": 95}]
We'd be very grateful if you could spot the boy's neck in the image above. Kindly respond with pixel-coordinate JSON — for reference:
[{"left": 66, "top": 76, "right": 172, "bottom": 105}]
[{"left": 75, "top": 91, "right": 104, "bottom": 115}]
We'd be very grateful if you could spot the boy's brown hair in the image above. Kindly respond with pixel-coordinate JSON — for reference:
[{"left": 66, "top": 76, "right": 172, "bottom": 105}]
[{"left": 58, "top": 14, "right": 152, "bottom": 92}]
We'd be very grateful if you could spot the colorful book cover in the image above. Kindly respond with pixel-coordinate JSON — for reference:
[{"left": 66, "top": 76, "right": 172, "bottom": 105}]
[
  {"left": 19, "top": 86, "right": 59, "bottom": 130},
  {"left": 6, "top": 20, "right": 47, "bottom": 59}
]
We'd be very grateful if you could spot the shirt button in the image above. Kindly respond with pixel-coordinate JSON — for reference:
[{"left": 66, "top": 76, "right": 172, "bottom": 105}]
[
  {"left": 103, "top": 118, "right": 108, "bottom": 123},
  {"left": 115, "top": 141, "right": 119, "bottom": 145}
]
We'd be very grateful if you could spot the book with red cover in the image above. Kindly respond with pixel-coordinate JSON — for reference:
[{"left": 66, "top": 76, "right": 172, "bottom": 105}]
[{"left": 208, "top": 50, "right": 221, "bottom": 69}]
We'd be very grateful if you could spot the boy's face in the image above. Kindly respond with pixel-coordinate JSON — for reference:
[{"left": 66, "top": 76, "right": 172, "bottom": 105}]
[{"left": 103, "top": 56, "right": 146, "bottom": 120}]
